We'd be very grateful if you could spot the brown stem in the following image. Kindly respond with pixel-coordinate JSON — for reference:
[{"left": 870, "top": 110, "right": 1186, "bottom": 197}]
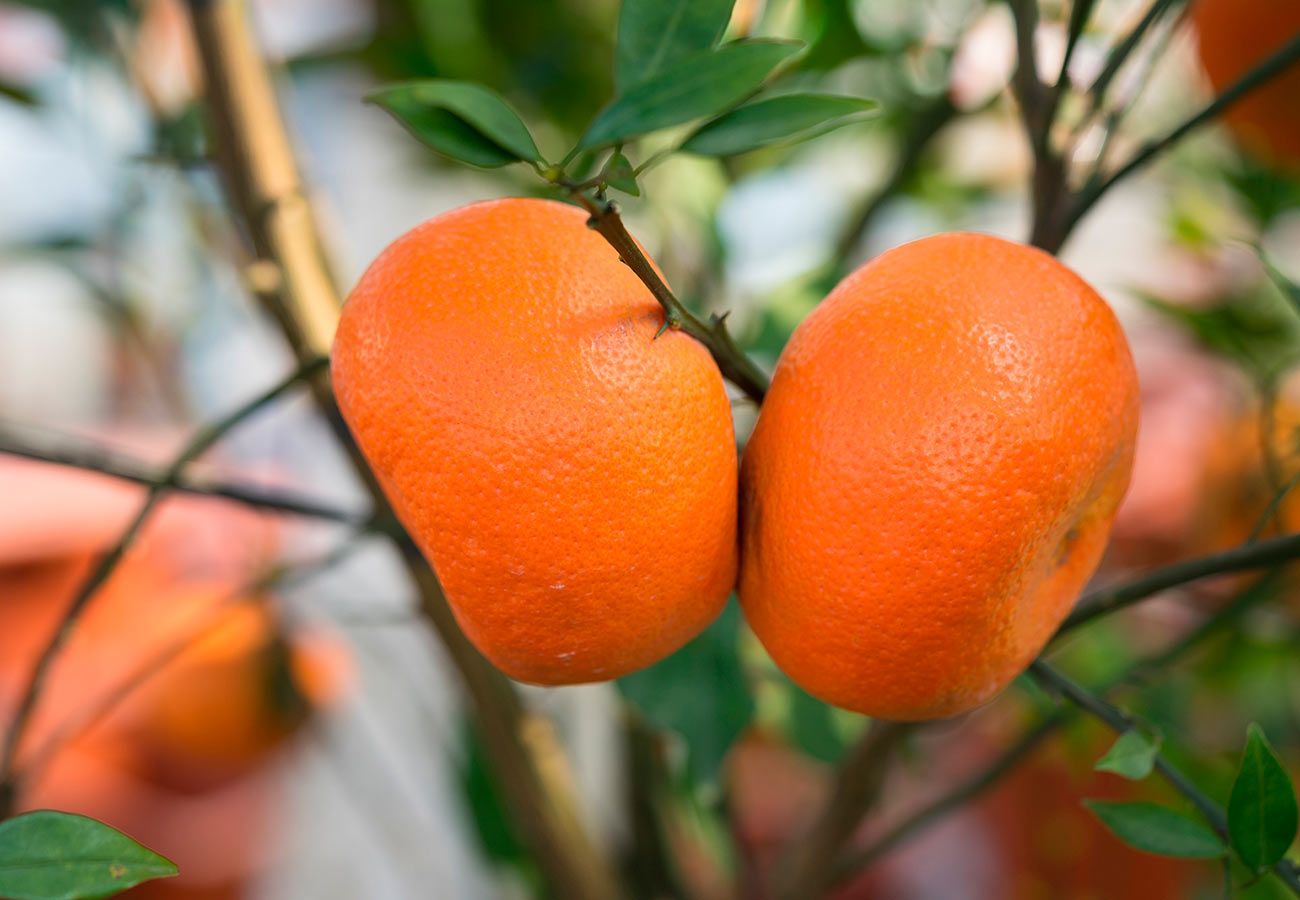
[
  {"left": 1031, "top": 660, "right": 1300, "bottom": 896},
  {"left": 183, "top": 3, "right": 623, "bottom": 897},
  {"left": 1005, "top": 0, "right": 1071, "bottom": 253},
  {"left": 567, "top": 189, "right": 769, "bottom": 403},
  {"left": 769, "top": 720, "right": 913, "bottom": 900},
  {"left": 1056, "top": 528, "right": 1300, "bottom": 633},
  {"left": 1064, "top": 28, "right": 1300, "bottom": 240}
]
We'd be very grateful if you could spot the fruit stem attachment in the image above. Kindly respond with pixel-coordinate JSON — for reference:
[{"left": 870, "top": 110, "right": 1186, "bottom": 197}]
[{"left": 564, "top": 186, "right": 769, "bottom": 403}]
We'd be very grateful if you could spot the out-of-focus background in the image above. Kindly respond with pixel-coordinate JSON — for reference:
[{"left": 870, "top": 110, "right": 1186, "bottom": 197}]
[{"left": 1, "top": 0, "right": 1299, "bottom": 897}]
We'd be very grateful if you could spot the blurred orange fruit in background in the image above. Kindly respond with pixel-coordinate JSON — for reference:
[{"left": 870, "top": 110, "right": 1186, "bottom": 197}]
[
  {"left": 739, "top": 233, "right": 1140, "bottom": 721},
  {"left": 0, "top": 457, "right": 351, "bottom": 896},
  {"left": 129, "top": 598, "right": 351, "bottom": 789},
  {"left": 1192, "top": 0, "right": 1300, "bottom": 169},
  {"left": 333, "top": 198, "right": 738, "bottom": 685}
]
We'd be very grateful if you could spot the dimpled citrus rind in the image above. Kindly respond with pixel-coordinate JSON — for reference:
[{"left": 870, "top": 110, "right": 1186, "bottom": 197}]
[
  {"left": 332, "top": 198, "right": 737, "bottom": 685},
  {"left": 739, "top": 232, "right": 1139, "bottom": 721}
]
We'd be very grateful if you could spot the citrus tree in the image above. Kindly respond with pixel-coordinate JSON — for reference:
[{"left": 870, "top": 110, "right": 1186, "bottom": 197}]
[{"left": 1, "top": 0, "right": 1300, "bottom": 898}]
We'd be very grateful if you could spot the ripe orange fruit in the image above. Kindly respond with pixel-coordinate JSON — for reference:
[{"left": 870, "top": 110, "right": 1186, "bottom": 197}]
[
  {"left": 332, "top": 198, "right": 738, "bottom": 684},
  {"left": 131, "top": 599, "right": 351, "bottom": 785},
  {"left": 739, "top": 233, "right": 1139, "bottom": 721},
  {"left": 1192, "top": 0, "right": 1300, "bottom": 168}
]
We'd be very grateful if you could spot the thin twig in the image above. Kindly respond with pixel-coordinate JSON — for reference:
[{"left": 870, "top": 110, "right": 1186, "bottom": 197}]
[
  {"left": 833, "top": 94, "right": 958, "bottom": 265},
  {"left": 1079, "top": 0, "right": 1185, "bottom": 127},
  {"left": 1258, "top": 376, "right": 1289, "bottom": 536},
  {"left": 0, "top": 357, "right": 325, "bottom": 815},
  {"left": 1040, "top": 0, "right": 1100, "bottom": 146},
  {"left": 563, "top": 187, "right": 769, "bottom": 403},
  {"left": 0, "top": 429, "right": 368, "bottom": 527},
  {"left": 13, "top": 535, "right": 367, "bottom": 789},
  {"left": 769, "top": 721, "right": 914, "bottom": 900},
  {"left": 1071, "top": 1, "right": 1192, "bottom": 180},
  {"left": 828, "top": 574, "right": 1281, "bottom": 888},
  {"left": 1248, "top": 470, "right": 1300, "bottom": 544},
  {"left": 1057, "top": 529, "right": 1300, "bottom": 633},
  {"left": 1030, "top": 660, "right": 1300, "bottom": 896},
  {"left": 831, "top": 714, "right": 1062, "bottom": 882},
  {"left": 1068, "top": 31, "right": 1300, "bottom": 232}
]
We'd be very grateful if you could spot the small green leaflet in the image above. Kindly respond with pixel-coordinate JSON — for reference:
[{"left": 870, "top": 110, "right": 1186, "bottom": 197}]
[
  {"left": 0, "top": 811, "right": 178, "bottom": 900},
  {"left": 1084, "top": 801, "right": 1227, "bottom": 859},
  {"left": 618, "top": 601, "right": 753, "bottom": 784},
  {"left": 1094, "top": 729, "right": 1161, "bottom": 781},
  {"left": 680, "top": 93, "right": 878, "bottom": 156},
  {"left": 367, "top": 80, "right": 542, "bottom": 169},
  {"left": 603, "top": 152, "right": 640, "bottom": 196},
  {"left": 615, "top": 0, "right": 735, "bottom": 90},
  {"left": 1228, "top": 723, "right": 1300, "bottom": 871},
  {"left": 578, "top": 40, "right": 803, "bottom": 151}
]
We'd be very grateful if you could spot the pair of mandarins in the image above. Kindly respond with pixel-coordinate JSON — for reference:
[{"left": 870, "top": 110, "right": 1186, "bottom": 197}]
[
  {"left": 330, "top": 0, "right": 1300, "bottom": 722},
  {"left": 333, "top": 198, "right": 1139, "bottom": 722}
]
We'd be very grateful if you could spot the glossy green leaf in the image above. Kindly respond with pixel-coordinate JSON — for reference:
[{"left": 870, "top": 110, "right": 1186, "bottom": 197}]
[
  {"left": 618, "top": 601, "right": 753, "bottom": 784},
  {"left": 0, "top": 811, "right": 177, "bottom": 900},
  {"left": 615, "top": 0, "right": 735, "bottom": 90},
  {"left": 579, "top": 40, "right": 803, "bottom": 151},
  {"left": 603, "top": 152, "right": 640, "bottom": 196},
  {"left": 1228, "top": 723, "right": 1299, "bottom": 871},
  {"left": 1085, "top": 801, "right": 1227, "bottom": 859},
  {"left": 366, "top": 80, "right": 541, "bottom": 168},
  {"left": 680, "top": 93, "right": 877, "bottom": 156},
  {"left": 1095, "top": 729, "right": 1161, "bottom": 781}
]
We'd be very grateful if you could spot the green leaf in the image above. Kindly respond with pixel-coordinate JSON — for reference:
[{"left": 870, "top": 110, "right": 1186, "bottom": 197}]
[
  {"left": 603, "top": 152, "right": 640, "bottom": 196},
  {"left": 680, "top": 93, "right": 877, "bottom": 156},
  {"left": 1095, "top": 729, "right": 1162, "bottom": 781},
  {"left": 618, "top": 601, "right": 753, "bottom": 784},
  {"left": 456, "top": 722, "right": 530, "bottom": 869},
  {"left": 615, "top": 0, "right": 736, "bottom": 90},
  {"left": 1138, "top": 289, "right": 1300, "bottom": 378},
  {"left": 578, "top": 40, "right": 803, "bottom": 151},
  {"left": 0, "top": 811, "right": 177, "bottom": 900},
  {"left": 1085, "top": 801, "right": 1227, "bottom": 859},
  {"left": 786, "top": 683, "right": 853, "bottom": 764},
  {"left": 366, "top": 80, "right": 542, "bottom": 168},
  {"left": 1262, "top": 255, "right": 1300, "bottom": 322},
  {"left": 1228, "top": 723, "right": 1300, "bottom": 871}
]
